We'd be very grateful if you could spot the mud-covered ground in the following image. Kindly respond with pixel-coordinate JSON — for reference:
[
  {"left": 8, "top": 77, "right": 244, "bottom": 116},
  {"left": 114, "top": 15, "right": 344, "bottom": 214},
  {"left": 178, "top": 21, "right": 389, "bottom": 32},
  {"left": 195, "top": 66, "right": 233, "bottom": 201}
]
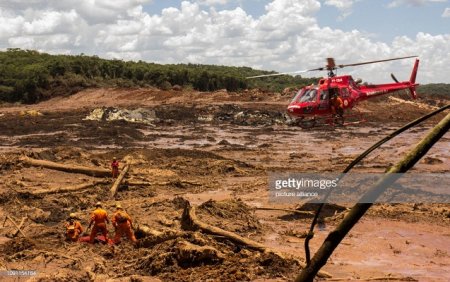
[{"left": 0, "top": 88, "right": 449, "bottom": 281}]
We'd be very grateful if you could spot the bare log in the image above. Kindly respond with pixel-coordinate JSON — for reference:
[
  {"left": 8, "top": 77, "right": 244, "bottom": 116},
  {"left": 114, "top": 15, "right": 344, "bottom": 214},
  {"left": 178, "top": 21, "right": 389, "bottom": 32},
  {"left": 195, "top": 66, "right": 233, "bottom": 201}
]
[
  {"left": 30, "top": 180, "right": 110, "bottom": 196},
  {"left": 135, "top": 225, "right": 187, "bottom": 248},
  {"left": 110, "top": 164, "right": 130, "bottom": 198},
  {"left": 181, "top": 201, "right": 332, "bottom": 278},
  {"left": 21, "top": 157, "right": 110, "bottom": 177},
  {"left": 12, "top": 216, "right": 28, "bottom": 237},
  {"left": 296, "top": 112, "right": 450, "bottom": 282}
]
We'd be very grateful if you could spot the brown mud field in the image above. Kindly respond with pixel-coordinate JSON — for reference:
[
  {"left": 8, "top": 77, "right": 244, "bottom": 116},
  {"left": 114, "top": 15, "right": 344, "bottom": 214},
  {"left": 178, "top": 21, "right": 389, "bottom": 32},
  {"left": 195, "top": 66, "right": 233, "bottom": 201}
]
[{"left": 0, "top": 88, "right": 449, "bottom": 281}]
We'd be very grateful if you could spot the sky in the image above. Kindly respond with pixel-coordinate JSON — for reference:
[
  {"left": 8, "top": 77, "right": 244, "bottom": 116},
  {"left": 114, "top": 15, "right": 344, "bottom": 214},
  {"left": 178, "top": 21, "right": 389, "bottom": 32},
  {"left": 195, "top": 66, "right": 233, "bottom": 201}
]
[{"left": 0, "top": 0, "right": 449, "bottom": 84}]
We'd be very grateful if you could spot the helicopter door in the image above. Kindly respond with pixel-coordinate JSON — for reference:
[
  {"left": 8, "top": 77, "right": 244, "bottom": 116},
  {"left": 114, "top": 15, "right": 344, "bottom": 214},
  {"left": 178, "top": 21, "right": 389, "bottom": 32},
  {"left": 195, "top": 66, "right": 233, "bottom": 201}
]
[
  {"left": 318, "top": 89, "right": 329, "bottom": 112},
  {"left": 340, "top": 87, "right": 351, "bottom": 108}
]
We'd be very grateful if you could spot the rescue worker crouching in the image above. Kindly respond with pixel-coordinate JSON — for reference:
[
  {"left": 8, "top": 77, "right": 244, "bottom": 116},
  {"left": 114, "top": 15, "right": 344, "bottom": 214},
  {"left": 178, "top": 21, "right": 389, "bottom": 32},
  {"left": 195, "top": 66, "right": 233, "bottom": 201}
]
[
  {"left": 112, "top": 203, "right": 137, "bottom": 244},
  {"left": 65, "top": 213, "right": 83, "bottom": 242},
  {"left": 88, "top": 202, "right": 110, "bottom": 244}
]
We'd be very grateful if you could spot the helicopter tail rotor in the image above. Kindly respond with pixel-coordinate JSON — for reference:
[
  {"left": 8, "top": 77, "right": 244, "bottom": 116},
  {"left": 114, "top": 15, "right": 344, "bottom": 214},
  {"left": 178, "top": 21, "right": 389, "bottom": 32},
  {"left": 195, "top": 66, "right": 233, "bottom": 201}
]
[
  {"left": 390, "top": 59, "right": 419, "bottom": 99},
  {"left": 409, "top": 59, "right": 419, "bottom": 85},
  {"left": 408, "top": 59, "right": 420, "bottom": 99},
  {"left": 390, "top": 73, "right": 399, "bottom": 83}
]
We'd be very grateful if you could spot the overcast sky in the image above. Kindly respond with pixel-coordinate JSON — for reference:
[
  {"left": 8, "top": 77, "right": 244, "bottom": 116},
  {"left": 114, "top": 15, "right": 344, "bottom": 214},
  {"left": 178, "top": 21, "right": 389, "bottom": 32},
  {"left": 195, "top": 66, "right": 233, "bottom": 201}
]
[{"left": 1, "top": 0, "right": 449, "bottom": 83}]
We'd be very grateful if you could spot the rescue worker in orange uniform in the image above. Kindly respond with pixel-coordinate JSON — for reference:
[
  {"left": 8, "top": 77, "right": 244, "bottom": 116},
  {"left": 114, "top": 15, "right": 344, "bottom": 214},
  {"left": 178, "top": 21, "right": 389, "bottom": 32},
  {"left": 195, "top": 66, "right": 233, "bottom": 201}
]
[
  {"left": 65, "top": 213, "right": 83, "bottom": 242},
  {"left": 88, "top": 202, "right": 110, "bottom": 243},
  {"left": 111, "top": 157, "right": 119, "bottom": 178},
  {"left": 112, "top": 203, "right": 137, "bottom": 244},
  {"left": 330, "top": 92, "right": 344, "bottom": 124}
]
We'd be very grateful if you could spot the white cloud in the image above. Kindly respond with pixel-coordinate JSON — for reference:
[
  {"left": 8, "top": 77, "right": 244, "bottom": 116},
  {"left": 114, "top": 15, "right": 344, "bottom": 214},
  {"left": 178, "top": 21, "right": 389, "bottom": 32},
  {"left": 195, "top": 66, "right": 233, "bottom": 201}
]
[
  {"left": 390, "top": 33, "right": 450, "bottom": 83},
  {"left": 324, "top": 0, "right": 355, "bottom": 19},
  {"left": 443, "top": 7, "right": 450, "bottom": 17},
  {"left": 22, "top": 10, "right": 80, "bottom": 35},
  {"left": 387, "top": 0, "right": 446, "bottom": 8},
  {"left": 0, "top": 8, "right": 24, "bottom": 39},
  {"left": 0, "top": 0, "right": 449, "bottom": 83},
  {"left": 196, "top": 0, "right": 229, "bottom": 5}
]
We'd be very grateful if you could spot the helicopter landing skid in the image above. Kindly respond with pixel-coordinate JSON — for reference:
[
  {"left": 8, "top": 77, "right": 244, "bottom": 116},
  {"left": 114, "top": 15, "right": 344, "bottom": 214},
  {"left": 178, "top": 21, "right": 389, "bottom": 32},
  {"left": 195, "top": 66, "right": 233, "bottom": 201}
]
[
  {"left": 325, "top": 111, "right": 367, "bottom": 127},
  {"left": 291, "top": 111, "right": 366, "bottom": 128}
]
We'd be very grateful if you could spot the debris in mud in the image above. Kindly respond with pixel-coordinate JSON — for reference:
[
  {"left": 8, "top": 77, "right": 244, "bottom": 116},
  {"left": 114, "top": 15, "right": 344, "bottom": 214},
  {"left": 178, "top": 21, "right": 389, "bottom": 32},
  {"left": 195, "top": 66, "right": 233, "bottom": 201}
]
[
  {"left": 124, "top": 199, "right": 305, "bottom": 281},
  {"left": 232, "top": 110, "right": 285, "bottom": 126},
  {"left": 1, "top": 238, "right": 35, "bottom": 257},
  {"left": 0, "top": 88, "right": 449, "bottom": 281},
  {"left": 21, "top": 205, "right": 51, "bottom": 223},
  {"left": 197, "top": 199, "right": 262, "bottom": 234},
  {"left": 214, "top": 105, "right": 286, "bottom": 126},
  {"left": 422, "top": 156, "right": 443, "bottom": 165},
  {"left": 19, "top": 110, "right": 43, "bottom": 117},
  {"left": 84, "top": 107, "right": 158, "bottom": 125},
  {"left": 175, "top": 240, "right": 224, "bottom": 265},
  {"left": 295, "top": 202, "right": 348, "bottom": 218}
]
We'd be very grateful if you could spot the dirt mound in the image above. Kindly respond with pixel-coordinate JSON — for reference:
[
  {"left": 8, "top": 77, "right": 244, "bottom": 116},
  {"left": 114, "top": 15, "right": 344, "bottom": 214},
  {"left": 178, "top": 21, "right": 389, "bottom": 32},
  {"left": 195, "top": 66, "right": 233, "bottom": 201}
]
[{"left": 133, "top": 233, "right": 300, "bottom": 281}]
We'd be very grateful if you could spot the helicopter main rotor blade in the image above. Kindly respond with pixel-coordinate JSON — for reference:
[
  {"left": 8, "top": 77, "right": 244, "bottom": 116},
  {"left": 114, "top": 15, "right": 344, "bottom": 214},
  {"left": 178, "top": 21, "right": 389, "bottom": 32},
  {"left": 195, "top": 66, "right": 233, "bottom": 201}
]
[
  {"left": 336, "top": 55, "right": 418, "bottom": 69},
  {"left": 246, "top": 55, "right": 418, "bottom": 79},
  {"left": 246, "top": 70, "right": 309, "bottom": 79}
]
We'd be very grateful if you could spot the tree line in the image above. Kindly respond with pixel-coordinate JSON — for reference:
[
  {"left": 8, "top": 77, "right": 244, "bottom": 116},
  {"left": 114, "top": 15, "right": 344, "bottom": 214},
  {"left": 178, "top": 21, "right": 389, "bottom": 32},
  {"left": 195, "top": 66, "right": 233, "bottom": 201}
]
[{"left": 0, "top": 49, "right": 317, "bottom": 104}]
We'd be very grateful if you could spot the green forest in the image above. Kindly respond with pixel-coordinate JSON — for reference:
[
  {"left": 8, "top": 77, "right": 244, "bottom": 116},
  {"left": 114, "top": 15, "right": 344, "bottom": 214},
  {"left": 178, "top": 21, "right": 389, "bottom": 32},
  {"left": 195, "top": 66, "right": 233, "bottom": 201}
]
[
  {"left": 0, "top": 49, "right": 316, "bottom": 104},
  {"left": 0, "top": 48, "right": 448, "bottom": 104}
]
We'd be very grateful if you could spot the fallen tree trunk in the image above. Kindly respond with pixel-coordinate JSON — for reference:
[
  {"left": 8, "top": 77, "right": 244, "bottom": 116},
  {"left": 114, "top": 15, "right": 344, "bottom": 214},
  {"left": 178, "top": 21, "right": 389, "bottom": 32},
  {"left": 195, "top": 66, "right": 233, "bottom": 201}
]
[
  {"left": 135, "top": 225, "right": 187, "bottom": 248},
  {"left": 21, "top": 157, "right": 111, "bottom": 177},
  {"left": 30, "top": 181, "right": 110, "bottom": 196},
  {"left": 181, "top": 201, "right": 331, "bottom": 278},
  {"left": 110, "top": 164, "right": 130, "bottom": 198}
]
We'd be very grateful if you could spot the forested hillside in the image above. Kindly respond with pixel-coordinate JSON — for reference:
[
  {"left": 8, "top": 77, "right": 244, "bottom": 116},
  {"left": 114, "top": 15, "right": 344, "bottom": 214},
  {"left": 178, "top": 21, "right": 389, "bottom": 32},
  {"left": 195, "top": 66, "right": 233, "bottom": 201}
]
[
  {"left": 0, "top": 49, "right": 316, "bottom": 104},
  {"left": 418, "top": 84, "right": 450, "bottom": 99}
]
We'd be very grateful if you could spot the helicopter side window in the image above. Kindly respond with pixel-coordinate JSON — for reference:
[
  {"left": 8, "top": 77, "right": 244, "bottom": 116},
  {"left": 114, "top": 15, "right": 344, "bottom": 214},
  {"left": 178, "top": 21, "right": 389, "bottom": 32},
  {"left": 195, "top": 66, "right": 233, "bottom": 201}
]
[
  {"left": 291, "top": 89, "right": 305, "bottom": 102},
  {"left": 319, "top": 90, "right": 329, "bottom": 101},
  {"left": 299, "top": 89, "right": 317, "bottom": 102}
]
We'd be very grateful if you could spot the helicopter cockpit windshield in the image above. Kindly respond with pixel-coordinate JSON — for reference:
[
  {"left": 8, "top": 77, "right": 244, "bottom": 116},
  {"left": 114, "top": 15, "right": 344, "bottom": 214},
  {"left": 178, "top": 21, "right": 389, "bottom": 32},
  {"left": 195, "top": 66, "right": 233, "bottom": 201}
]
[{"left": 291, "top": 88, "right": 318, "bottom": 103}]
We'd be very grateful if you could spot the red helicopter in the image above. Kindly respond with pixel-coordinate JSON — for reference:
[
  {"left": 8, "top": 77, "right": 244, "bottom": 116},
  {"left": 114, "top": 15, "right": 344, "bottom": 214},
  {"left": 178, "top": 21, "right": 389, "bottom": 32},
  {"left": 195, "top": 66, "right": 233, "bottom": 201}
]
[{"left": 248, "top": 56, "right": 419, "bottom": 127}]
